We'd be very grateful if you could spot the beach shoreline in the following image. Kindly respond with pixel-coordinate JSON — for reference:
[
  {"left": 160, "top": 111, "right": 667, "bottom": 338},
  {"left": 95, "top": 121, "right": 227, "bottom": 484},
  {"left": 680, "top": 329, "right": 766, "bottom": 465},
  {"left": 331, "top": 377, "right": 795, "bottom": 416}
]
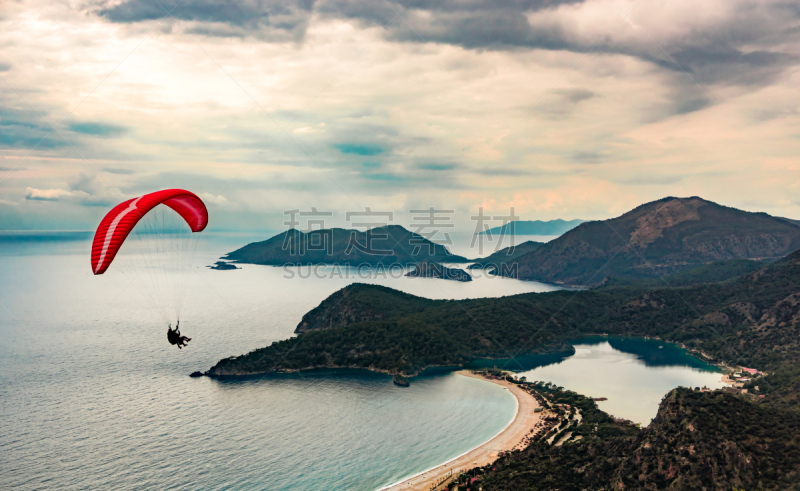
[{"left": 379, "top": 371, "right": 542, "bottom": 491}]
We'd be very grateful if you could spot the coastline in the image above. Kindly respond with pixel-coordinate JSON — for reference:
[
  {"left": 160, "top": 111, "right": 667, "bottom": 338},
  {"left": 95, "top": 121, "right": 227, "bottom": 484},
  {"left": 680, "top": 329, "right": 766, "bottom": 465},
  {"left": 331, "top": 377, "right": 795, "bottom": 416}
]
[{"left": 379, "top": 371, "right": 542, "bottom": 491}]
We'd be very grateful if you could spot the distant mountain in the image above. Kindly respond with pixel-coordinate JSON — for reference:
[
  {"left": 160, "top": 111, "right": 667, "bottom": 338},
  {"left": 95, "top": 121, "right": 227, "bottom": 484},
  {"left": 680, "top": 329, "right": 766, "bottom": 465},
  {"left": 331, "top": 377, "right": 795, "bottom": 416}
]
[
  {"left": 468, "top": 240, "right": 544, "bottom": 269},
  {"left": 777, "top": 216, "right": 800, "bottom": 227},
  {"left": 503, "top": 197, "right": 800, "bottom": 286},
  {"left": 224, "top": 225, "right": 468, "bottom": 266},
  {"left": 478, "top": 219, "right": 584, "bottom": 236}
]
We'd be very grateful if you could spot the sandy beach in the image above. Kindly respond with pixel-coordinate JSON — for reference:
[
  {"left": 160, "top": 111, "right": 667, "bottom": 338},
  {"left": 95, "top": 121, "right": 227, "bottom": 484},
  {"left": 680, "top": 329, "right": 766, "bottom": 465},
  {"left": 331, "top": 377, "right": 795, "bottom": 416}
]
[{"left": 381, "top": 371, "right": 543, "bottom": 491}]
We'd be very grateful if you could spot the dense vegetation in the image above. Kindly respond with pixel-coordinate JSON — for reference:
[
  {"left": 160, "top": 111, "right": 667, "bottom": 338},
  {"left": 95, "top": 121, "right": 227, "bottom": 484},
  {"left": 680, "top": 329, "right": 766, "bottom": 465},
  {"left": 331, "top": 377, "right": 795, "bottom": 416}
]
[
  {"left": 473, "top": 389, "right": 800, "bottom": 491},
  {"left": 498, "top": 196, "right": 800, "bottom": 286},
  {"left": 224, "top": 224, "right": 468, "bottom": 266}
]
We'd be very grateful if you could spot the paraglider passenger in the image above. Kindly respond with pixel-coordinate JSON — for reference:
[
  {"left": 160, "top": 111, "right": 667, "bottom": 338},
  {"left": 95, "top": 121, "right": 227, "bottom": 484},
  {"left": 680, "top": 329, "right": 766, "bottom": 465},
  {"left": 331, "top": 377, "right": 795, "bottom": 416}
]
[{"left": 167, "top": 321, "right": 191, "bottom": 349}]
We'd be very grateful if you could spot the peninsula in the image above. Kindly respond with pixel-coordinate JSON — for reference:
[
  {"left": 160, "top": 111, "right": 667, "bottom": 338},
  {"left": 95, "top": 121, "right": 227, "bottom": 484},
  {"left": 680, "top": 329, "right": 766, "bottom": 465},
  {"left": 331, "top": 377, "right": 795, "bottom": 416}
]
[{"left": 405, "top": 260, "right": 472, "bottom": 282}]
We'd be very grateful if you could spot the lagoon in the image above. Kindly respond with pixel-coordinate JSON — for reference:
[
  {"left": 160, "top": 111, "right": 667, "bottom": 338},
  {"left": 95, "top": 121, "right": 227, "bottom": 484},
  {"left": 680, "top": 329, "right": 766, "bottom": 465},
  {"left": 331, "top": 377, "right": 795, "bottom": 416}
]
[{"left": 517, "top": 337, "right": 726, "bottom": 424}]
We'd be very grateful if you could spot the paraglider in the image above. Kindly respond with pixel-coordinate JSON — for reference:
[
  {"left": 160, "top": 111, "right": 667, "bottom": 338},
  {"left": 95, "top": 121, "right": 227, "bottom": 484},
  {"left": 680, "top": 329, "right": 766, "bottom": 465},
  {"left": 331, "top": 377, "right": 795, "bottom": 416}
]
[
  {"left": 91, "top": 189, "right": 208, "bottom": 348},
  {"left": 167, "top": 321, "right": 191, "bottom": 349}
]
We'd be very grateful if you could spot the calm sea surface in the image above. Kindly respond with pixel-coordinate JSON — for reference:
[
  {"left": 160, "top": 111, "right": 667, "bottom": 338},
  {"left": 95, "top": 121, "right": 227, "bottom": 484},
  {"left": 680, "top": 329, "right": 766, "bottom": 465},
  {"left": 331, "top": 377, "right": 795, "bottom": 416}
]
[{"left": 1, "top": 231, "right": 723, "bottom": 489}]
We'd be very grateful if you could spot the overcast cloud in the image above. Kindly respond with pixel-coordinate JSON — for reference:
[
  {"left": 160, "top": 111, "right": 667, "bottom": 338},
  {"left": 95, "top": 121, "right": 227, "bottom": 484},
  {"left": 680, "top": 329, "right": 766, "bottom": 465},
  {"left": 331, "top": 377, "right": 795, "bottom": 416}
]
[{"left": 0, "top": 0, "right": 798, "bottom": 231}]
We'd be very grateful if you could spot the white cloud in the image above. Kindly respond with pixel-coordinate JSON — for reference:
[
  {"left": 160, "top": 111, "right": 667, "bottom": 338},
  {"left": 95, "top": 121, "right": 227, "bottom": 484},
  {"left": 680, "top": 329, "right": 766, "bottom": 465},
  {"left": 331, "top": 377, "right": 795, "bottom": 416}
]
[
  {"left": 200, "top": 192, "right": 229, "bottom": 206},
  {"left": 25, "top": 187, "right": 72, "bottom": 201}
]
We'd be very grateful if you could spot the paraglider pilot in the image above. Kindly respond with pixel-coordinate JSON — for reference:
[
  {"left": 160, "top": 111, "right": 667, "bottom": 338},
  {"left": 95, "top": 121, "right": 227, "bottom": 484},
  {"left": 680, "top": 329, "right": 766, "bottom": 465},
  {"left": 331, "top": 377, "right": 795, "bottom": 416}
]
[{"left": 167, "top": 321, "right": 191, "bottom": 349}]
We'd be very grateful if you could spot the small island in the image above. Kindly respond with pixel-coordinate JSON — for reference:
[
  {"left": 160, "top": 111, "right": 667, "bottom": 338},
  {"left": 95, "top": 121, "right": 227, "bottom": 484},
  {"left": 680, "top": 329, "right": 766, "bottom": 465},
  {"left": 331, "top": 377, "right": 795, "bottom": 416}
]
[
  {"left": 223, "top": 225, "right": 468, "bottom": 267},
  {"left": 207, "top": 261, "right": 240, "bottom": 270},
  {"left": 392, "top": 374, "right": 410, "bottom": 387},
  {"left": 405, "top": 259, "right": 472, "bottom": 282}
]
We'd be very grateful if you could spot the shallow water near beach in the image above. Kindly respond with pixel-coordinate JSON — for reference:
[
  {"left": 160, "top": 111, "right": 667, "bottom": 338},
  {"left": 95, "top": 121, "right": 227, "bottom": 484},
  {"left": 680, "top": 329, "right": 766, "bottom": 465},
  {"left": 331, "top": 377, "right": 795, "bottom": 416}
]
[{"left": 2, "top": 231, "right": 725, "bottom": 489}]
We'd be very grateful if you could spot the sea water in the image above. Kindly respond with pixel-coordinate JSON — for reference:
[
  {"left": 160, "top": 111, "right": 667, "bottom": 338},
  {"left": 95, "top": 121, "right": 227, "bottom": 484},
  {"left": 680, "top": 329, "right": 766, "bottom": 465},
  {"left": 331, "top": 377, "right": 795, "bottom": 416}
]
[
  {"left": 1, "top": 231, "right": 725, "bottom": 489},
  {"left": 0, "top": 231, "right": 525, "bottom": 491}
]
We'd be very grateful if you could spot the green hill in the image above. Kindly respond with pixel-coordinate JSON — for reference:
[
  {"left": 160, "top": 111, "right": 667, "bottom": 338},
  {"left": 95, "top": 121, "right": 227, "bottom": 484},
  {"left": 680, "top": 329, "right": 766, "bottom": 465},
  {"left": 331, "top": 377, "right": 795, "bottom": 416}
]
[
  {"left": 224, "top": 224, "right": 468, "bottom": 266},
  {"left": 500, "top": 197, "right": 800, "bottom": 286}
]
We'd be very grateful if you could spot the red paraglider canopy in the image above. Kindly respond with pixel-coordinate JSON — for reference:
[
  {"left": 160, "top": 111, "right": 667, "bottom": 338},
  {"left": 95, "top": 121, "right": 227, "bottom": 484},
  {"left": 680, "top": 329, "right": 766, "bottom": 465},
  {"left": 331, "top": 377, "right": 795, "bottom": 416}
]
[{"left": 91, "top": 189, "right": 208, "bottom": 275}]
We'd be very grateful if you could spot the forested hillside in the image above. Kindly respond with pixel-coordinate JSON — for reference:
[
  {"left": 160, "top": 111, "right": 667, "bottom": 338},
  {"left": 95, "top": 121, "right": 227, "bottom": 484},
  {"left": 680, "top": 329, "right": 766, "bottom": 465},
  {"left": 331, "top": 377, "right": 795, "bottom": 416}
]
[{"left": 476, "top": 389, "right": 800, "bottom": 490}]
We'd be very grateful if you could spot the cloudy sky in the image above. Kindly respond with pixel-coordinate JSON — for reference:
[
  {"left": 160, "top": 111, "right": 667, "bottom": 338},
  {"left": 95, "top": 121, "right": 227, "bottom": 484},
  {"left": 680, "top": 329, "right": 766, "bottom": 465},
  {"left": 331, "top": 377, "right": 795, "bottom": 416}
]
[{"left": 1, "top": 0, "right": 799, "bottom": 232}]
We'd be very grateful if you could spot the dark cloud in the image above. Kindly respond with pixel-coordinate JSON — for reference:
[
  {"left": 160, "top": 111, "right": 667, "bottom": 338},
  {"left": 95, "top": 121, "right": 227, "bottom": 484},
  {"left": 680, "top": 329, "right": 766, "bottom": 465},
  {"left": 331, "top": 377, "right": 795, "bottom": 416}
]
[
  {"left": 639, "top": 79, "right": 715, "bottom": 121},
  {"left": 92, "top": 0, "right": 581, "bottom": 45},
  {"left": 534, "top": 88, "right": 596, "bottom": 120},
  {"left": 751, "top": 106, "right": 799, "bottom": 123},
  {"left": 90, "top": 0, "right": 800, "bottom": 111},
  {"left": 417, "top": 162, "right": 458, "bottom": 171},
  {"left": 556, "top": 88, "right": 595, "bottom": 103},
  {"left": 333, "top": 142, "right": 386, "bottom": 155},
  {"left": 672, "top": 95, "right": 714, "bottom": 116},
  {"left": 96, "top": 0, "right": 315, "bottom": 41},
  {"left": 25, "top": 195, "right": 59, "bottom": 201},
  {"left": 0, "top": 108, "right": 67, "bottom": 150},
  {"left": 472, "top": 167, "right": 531, "bottom": 177},
  {"left": 68, "top": 122, "right": 127, "bottom": 138},
  {"left": 0, "top": 63, "right": 10, "bottom": 72},
  {"left": 570, "top": 150, "right": 608, "bottom": 164},
  {"left": 103, "top": 167, "right": 137, "bottom": 174},
  {"left": 644, "top": 45, "right": 795, "bottom": 88},
  {"left": 69, "top": 173, "right": 98, "bottom": 194}
]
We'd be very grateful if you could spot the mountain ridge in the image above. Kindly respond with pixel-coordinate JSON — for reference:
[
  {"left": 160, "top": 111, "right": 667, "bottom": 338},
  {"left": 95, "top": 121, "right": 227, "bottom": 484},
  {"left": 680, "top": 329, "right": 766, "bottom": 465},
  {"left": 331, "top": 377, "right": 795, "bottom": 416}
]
[{"left": 500, "top": 196, "right": 800, "bottom": 286}]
